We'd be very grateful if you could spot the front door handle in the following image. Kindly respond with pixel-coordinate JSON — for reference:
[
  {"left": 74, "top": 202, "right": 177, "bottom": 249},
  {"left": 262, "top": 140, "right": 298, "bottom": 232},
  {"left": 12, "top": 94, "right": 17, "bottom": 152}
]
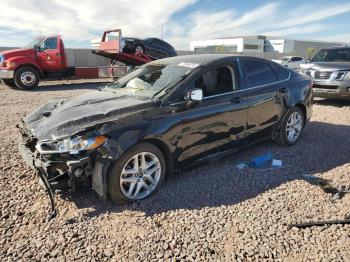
[{"left": 231, "top": 97, "right": 241, "bottom": 103}]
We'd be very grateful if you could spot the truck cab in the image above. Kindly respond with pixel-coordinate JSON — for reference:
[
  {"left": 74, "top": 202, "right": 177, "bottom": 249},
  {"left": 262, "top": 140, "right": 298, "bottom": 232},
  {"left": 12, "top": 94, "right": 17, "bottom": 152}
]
[{"left": 0, "top": 36, "right": 68, "bottom": 89}]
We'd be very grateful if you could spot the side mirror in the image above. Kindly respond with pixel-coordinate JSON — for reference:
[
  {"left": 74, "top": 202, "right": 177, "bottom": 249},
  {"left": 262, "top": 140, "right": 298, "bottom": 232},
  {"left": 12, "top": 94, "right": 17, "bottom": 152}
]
[{"left": 187, "top": 89, "right": 203, "bottom": 102}]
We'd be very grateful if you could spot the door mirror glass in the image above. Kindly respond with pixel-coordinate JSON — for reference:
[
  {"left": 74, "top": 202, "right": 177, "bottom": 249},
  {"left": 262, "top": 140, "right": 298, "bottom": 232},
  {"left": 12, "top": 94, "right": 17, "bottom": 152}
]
[{"left": 187, "top": 89, "right": 203, "bottom": 102}]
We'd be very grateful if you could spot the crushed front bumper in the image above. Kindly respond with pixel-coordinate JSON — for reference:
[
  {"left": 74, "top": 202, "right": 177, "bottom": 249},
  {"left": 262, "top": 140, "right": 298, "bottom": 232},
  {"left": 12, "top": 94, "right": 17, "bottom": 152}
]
[
  {"left": 17, "top": 122, "right": 117, "bottom": 218},
  {"left": 0, "top": 69, "right": 14, "bottom": 79}
]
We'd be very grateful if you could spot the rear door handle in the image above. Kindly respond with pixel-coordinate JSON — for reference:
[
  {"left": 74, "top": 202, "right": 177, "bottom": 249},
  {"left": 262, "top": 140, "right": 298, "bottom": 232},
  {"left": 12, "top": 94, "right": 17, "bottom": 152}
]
[{"left": 231, "top": 97, "right": 241, "bottom": 103}]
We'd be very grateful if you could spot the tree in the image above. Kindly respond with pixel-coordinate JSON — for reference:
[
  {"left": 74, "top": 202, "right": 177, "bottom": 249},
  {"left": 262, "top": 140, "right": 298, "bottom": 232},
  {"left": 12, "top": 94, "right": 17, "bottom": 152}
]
[{"left": 306, "top": 48, "right": 315, "bottom": 60}]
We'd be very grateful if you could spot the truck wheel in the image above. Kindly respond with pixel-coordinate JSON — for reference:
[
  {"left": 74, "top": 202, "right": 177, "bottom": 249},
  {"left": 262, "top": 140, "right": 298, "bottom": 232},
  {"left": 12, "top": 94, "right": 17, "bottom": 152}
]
[
  {"left": 2, "top": 79, "right": 17, "bottom": 88},
  {"left": 107, "top": 142, "right": 166, "bottom": 204},
  {"left": 134, "top": 44, "right": 145, "bottom": 54},
  {"left": 14, "top": 66, "right": 39, "bottom": 89}
]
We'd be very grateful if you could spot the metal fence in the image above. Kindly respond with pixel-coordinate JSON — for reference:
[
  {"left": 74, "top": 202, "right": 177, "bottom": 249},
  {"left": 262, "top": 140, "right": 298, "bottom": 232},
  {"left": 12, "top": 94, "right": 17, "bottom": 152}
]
[{"left": 177, "top": 50, "right": 308, "bottom": 60}]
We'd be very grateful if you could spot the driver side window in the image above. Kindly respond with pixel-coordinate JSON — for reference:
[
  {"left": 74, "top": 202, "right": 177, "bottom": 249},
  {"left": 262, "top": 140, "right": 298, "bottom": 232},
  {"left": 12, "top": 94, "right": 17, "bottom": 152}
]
[
  {"left": 195, "top": 65, "right": 236, "bottom": 98},
  {"left": 39, "top": 37, "right": 58, "bottom": 51}
]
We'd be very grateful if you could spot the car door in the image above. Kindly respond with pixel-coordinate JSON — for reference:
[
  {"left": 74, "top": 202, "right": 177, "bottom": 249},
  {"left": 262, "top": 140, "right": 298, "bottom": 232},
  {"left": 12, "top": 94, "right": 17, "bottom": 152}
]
[
  {"left": 36, "top": 37, "right": 65, "bottom": 72},
  {"left": 171, "top": 63, "right": 248, "bottom": 163},
  {"left": 240, "top": 58, "right": 287, "bottom": 142},
  {"left": 146, "top": 38, "right": 166, "bottom": 58}
]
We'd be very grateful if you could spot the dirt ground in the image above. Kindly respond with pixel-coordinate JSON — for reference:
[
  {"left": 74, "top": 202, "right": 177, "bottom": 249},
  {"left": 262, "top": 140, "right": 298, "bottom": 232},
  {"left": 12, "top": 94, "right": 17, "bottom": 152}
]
[{"left": 0, "top": 79, "right": 349, "bottom": 261}]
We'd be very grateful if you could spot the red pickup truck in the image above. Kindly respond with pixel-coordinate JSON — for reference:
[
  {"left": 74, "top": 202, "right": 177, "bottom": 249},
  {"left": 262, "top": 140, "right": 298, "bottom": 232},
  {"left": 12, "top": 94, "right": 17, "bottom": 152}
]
[
  {"left": 0, "top": 35, "right": 75, "bottom": 89},
  {"left": 0, "top": 32, "right": 163, "bottom": 90}
]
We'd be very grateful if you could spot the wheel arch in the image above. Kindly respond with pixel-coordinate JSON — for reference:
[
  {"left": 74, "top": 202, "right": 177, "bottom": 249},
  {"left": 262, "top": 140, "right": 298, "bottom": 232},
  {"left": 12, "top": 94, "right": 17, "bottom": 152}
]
[
  {"left": 294, "top": 102, "right": 307, "bottom": 126},
  {"left": 15, "top": 63, "right": 43, "bottom": 78},
  {"left": 142, "top": 138, "right": 174, "bottom": 179}
]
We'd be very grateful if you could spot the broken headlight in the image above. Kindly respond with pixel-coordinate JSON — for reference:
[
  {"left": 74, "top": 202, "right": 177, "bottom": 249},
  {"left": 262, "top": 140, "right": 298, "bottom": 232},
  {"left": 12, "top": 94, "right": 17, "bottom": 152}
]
[
  {"left": 36, "top": 132, "right": 108, "bottom": 154},
  {"left": 57, "top": 133, "right": 108, "bottom": 153}
]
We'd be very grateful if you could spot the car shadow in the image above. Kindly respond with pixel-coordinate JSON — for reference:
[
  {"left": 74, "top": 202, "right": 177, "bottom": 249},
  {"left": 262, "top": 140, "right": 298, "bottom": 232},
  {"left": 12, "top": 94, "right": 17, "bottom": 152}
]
[
  {"left": 313, "top": 98, "right": 350, "bottom": 107},
  {"left": 60, "top": 120, "right": 350, "bottom": 218},
  {"left": 26, "top": 80, "right": 112, "bottom": 92}
]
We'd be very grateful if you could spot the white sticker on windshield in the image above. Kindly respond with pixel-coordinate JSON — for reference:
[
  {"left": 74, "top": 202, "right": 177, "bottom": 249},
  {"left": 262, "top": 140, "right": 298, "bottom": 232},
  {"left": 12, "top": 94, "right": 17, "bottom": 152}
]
[{"left": 178, "top": 62, "right": 199, "bottom": 69}]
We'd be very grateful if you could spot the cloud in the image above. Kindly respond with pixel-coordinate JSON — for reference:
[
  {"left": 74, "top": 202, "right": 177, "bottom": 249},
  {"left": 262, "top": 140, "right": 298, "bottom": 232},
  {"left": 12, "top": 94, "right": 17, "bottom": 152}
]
[
  {"left": 0, "top": 1, "right": 349, "bottom": 49},
  {"left": 275, "top": 3, "right": 350, "bottom": 29},
  {"left": 168, "top": 1, "right": 350, "bottom": 49},
  {"left": 262, "top": 24, "right": 330, "bottom": 37},
  {"left": 0, "top": 0, "right": 196, "bottom": 43}
]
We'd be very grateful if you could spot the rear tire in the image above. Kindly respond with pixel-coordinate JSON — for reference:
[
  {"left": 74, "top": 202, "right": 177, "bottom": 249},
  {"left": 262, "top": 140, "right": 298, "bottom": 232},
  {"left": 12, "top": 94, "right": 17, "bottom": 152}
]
[
  {"left": 108, "top": 142, "right": 166, "bottom": 204},
  {"left": 274, "top": 107, "right": 304, "bottom": 146},
  {"left": 2, "top": 79, "right": 17, "bottom": 88},
  {"left": 134, "top": 44, "right": 145, "bottom": 54},
  {"left": 14, "top": 66, "right": 39, "bottom": 89}
]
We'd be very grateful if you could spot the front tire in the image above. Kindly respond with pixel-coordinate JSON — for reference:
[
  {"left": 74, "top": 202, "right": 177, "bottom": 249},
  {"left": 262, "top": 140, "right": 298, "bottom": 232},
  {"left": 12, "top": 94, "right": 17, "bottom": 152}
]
[
  {"left": 14, "top": 66, "right": 39, "bottom": 89},
  {"left": 108, "top": 142, "right": 166, "bottom": 204},
  {"left": 134, "top": 44, "right": 145, "bottom": 54},
  {"left": 274, "top": 107, "right": 304, "bottom": 146}
]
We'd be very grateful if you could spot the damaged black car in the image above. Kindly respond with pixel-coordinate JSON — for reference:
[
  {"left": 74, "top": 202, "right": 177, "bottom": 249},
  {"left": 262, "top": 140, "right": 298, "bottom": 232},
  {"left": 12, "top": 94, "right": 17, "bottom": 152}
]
[{"left": 18, "top": 54, "right": 312, "bottom": 208}]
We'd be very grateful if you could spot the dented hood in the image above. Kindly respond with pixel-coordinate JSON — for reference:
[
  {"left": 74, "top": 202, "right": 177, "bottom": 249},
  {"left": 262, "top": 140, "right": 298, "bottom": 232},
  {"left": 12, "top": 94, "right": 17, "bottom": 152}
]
[{"left": 24, "top": 90, "right": 155, "bottom": 141}]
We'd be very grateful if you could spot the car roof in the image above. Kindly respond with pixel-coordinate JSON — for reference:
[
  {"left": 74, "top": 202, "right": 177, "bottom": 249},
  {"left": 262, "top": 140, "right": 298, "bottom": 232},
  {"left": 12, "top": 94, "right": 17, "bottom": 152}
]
[
  {"left": 321, "top": 46, "right": 350, "bottom": 50},
  {"left": 148, "top": 54, "right": 273, "bottom": 68}
]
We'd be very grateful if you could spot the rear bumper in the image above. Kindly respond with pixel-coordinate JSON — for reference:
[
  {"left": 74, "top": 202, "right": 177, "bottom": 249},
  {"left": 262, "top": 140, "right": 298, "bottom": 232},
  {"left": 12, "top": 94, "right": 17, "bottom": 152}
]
[
  {"left": 313, "top": 80, "right": 350, "bottom": 99},
  {"left": 0, "top": 69, "right": 14, "bottom": 79}
]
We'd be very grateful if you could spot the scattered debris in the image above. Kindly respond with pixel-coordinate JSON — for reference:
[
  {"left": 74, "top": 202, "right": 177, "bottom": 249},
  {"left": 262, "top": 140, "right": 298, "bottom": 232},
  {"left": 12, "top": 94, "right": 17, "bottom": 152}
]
[
  {"left": 236, "top": 153, "right": 288, "bottom": 171},
  {"left": 250, "top": 153, "right": 272, "bottom": 167},
  {"left": 289, "top": 218, "right": 350, "bottom": 229},
  {"left": 271, "top": 159, "right": 282, "bottom": 167},
  {"left": 301, "top": 174, "right": 349, "bottom": 199},
  {"left": 236, "top": 163, "right": 249, "bottom": 170}
]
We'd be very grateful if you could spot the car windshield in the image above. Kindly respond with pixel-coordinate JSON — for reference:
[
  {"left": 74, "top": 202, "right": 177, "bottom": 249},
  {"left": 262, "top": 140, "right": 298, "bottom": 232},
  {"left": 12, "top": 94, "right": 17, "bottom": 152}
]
[
  {"left": 311, "top": 48, "right": 350, "bottom": 62},
  {"left": 23, "top": 37, "right": 45, "bottom": 48},
  {"left": 105, "top": 62, "right": 198, "bottom": 98},
  {"left": 280, "top": 57, "right": 290, "bottom": 62}
]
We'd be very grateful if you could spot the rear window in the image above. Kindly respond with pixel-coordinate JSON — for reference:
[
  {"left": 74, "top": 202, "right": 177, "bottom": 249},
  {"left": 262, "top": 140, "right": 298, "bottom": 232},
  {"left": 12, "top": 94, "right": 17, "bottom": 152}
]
[
  {"left": 242, "top": 59, "right": 277, "bottom": 88},
  {"left": 270, "top": 63, "right": 290, "bottom": 81}
]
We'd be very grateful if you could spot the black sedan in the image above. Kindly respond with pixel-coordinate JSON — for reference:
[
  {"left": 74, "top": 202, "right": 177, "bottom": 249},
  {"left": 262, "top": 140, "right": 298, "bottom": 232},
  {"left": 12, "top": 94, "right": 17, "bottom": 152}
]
[
  {"left": 122, "top": 37, "right": 177, "bottom": 59},
  {"left": 18, "top": 54, "right": 312, "bottom": 206}
]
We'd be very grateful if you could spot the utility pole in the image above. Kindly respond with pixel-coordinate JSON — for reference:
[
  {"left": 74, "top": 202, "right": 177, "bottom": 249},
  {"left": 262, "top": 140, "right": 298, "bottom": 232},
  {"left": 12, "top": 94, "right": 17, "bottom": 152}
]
[{"left": 161, "top": 24, "right": 164, "bottom": 40}]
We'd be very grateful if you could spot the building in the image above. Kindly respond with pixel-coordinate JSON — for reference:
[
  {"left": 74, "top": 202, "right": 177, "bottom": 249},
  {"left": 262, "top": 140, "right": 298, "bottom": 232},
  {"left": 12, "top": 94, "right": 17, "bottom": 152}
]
[{"left": 190, "top": 35, "right": 347, "bottom": 58}]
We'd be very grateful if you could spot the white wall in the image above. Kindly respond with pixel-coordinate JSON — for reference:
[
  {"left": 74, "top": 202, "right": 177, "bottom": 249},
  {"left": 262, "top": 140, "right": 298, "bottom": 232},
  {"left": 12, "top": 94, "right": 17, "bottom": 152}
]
[
  {"left": 190, "top": 38, "right": 244, "bottom": 52},
  {"left": 190, "top": 38, "right": 264, "bottom": 53},
  {"left": 267, "top": 39, "right": 294, "bottom": 53},
  {"left": 242, "top": 38, "right": 265, "bottom": 53}
]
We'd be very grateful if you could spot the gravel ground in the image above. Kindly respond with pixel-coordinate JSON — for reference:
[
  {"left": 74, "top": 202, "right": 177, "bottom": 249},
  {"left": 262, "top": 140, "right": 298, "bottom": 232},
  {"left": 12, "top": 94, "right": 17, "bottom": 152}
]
[{"left": 0, "top": 80, "right": 349, "bottom": 261}]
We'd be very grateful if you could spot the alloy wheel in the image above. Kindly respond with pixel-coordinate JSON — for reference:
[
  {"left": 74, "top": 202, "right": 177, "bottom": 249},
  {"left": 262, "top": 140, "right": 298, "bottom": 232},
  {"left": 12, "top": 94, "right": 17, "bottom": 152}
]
[
  {"left": 286, "top": 112, "right": 303, "bottom": 142},
  {"left": 135, "top": 46, "right": 144, "bottom": 54},
  {"left": 120, "top": 152, "right": 161, "bottom": 200}
]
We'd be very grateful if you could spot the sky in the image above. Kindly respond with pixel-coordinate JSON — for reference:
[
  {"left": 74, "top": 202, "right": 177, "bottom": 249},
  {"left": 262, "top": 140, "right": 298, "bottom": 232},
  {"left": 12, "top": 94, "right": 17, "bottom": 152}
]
[{"left": 0, "top": 0, "right": 349, "bottom": 50}]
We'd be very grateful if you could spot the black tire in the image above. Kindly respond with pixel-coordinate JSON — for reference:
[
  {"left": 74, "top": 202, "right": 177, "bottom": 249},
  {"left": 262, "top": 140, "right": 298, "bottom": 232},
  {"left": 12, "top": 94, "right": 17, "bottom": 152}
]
[
  {"left": 274, "top": 107, "right": 304, "bottom": 146},
  {"left": 108, "top": 142, "right": 166, "bottom": 204},
  {"left": 134, "top": 44, "right": 145, "bottom": 54},
  {"left": 14, "top": 66, "right": 39, "bottom": 89},
  {"left": 2, "top": 79, "right": 17, "bottom": 88}
]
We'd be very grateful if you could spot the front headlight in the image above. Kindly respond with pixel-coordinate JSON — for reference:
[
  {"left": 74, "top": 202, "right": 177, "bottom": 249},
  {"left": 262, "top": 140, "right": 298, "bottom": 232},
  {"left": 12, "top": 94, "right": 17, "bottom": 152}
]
[
  {"left": 341, "top": 71, "right": 350, "bottom": 81},
  {"left": 57, "top": 134, "right": 108, "bottom": 153},
  {"left": 36, "top": 132, "right": 108, "bottom": 154}
]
